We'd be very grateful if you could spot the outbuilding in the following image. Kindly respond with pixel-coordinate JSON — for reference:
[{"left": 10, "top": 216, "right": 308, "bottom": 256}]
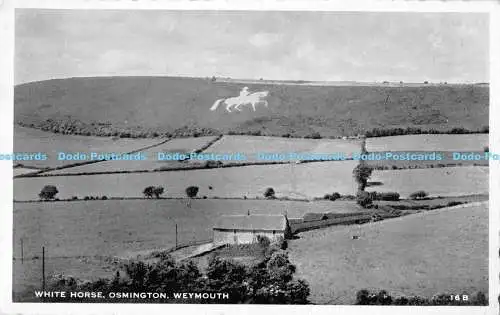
[{"left": 213, "top": 214, "right": 290, "bottom": 246}]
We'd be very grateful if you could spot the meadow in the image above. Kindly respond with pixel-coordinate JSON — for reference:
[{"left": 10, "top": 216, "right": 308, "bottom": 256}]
[
  {"left": 365, "top": 166, "right": 488, "bottom": 198},
  {"left": 13, "top": 125, "right": 162, "bottom": 169},
  {"left": 13, "top": 167, "right": 40, "bottom": 177},
  {"left": 43, "top": 135, "right": 219, "bottom": 174},
  {"left": 13, "top": 160, "right": 359, "bottom": 201},
  {"left": 15, "top": 77, "right": 489, "bottom": 138},
  {"left": 288, "top": 203, "right": 488, "bottom": 304},
  {"left": 12, "top": 198, "right": 362, "bottom": 295},
  {"left": 366, "top": 134, "right": 488, "bottom": 152},
  {"left": 204, "top": 135, "right": 361, "bottom": 162},
  {"left": 364, "top": 151, "right": 489, "bottom": 169}
]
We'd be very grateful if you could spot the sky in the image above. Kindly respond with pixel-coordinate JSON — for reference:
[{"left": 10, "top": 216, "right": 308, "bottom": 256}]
[{"left": 15, "top": 10, "right": 489, "bottom": 84}]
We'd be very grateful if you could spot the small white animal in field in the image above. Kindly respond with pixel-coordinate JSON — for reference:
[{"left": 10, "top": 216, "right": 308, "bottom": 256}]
[{"left": 210, "top": 87, "right": 270, "bottom": 113}]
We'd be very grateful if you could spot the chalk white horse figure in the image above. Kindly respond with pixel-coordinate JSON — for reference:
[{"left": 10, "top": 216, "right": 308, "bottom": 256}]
[{"left": 210, "top": 89, "right": 270, "bottom": 113}]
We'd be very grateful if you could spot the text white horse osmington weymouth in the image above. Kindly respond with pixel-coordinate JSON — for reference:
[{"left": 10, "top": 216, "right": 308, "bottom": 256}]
[{"left": 210, "top": 91, "right": 270, "bottom": 113}]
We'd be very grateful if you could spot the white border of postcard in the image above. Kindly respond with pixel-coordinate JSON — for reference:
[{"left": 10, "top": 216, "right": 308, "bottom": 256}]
[{"left": 1, "top": 0, "right": 499, "bottom": 315}]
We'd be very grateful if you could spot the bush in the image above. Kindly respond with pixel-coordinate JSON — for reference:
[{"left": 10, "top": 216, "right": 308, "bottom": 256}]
[
  {"left": 409, "top": 190, "right": 428, "bottom": 200},
  {"left": 153, "top": 186, "right": 164, "bottom": 199},
  {"left": 43, "top": 252, "right": 312, "bottom": 304},
  {"left": 204, "top": 160, "right": 223, "bottom": 168},
  {"left": 39, "top": 185, "right": 59, "bottom": 200},
  {"left": 446, "top": 201, "right": 462, "bottom": 207},
  {"left": 185, "top": 186, "right": 199, "bottom": 198},
  {"left": 324, "top": 192, "right": 341, "bottom": 201},
  {"left": 84, "top": 196, "right": 90, "bottom": 201},
  {"left": 101, "top": 196, "right": 108, "bottom": 200},
  {"left": 470, "top": 291, "right": 488, "bottom": 305},
  {"left": 71, "top": 196, "right": 78, "bottom": 200},
  {"left": 143, "top": 186, "right": 154, "bottom": 198},
  {"left": 330, "top": 192, "right": 341, "bottom": 200},
  {"left": 369, "top": 192, "right": 400, "bottom": 201},
  {"left": 305, "top": 132, "right": 321, "bottom": 139},
  {"left": 203, "top": 195, "right": 207, "bottom": 199},
  {"left": 355, "top": 289, "right": 488, "bottom": 306},
  {"left": 356, "top": 191, "right": 373, "bottom": 208},
  {"left": 256, "top": 235, "right": 271, "bottom": 248},
  {"left": 356, "top": 289, "right": 372, "bottom": 305},
  {"left": 264, "top": 187, "right": 276, "bottom": 199}
]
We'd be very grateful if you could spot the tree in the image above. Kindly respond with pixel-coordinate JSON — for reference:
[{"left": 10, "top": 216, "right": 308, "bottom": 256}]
[
  {"left": 409, "top": 190, "right": 428, "bottom": 200},
  {"left": 185, "top": 186, "right": 199, "bottom": 198},
  {"left": 39, "top": 185, "right": 58, "bottom": 200},
  {"left": 353, "top": 164, "right": 373, "bottom": 191},
  {"left": 264, "top": 187, "right": 276, "bottom": 199},
  {"left": 153, "top": 186, "right": 164, "bottom": 199},
  {"left": 143, "top": 186, "right": 154, "bottom": 198},
  {"left": 45, "top": 246, "right": 310, "bottom": 304}
]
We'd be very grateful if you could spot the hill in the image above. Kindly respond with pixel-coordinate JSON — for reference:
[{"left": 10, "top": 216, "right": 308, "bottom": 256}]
[
  {"left": 15, "top": 76, "right": 489, "bottom": 138},
  {"left": 288, "top": 202, "right": 488, "bottom": 304}
]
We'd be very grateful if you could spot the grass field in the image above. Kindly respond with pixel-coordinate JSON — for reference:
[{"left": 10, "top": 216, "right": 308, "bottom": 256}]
[
  {"left": 288, "top": 203, "right": 488, "bottom": 304},
  {"left": 15, "top": 77, "right": 489, "bottom": 137},
  {"left": 204, "top": 135, "right": 361, "bottom": 162},
  {"left": 365, "top": 151, "right": 489, "bottom": 169},
  {"left": 14, "top": 125, "right": 162, "bottom": 168},
  {"left": 366, "top": 134, "right": 488, "bottom": 152},
  {"left": 13, "top": 167, "right": 40, "bottom": 177},
  {"left": 43, "top": 136, "right": 219, "bottom": 174},
  {"left": 365, "top": 166, "right": 488, "bottom": 198},
  {"left": 12, "top": 198, "right": 362, "bottom": 295},
  {"left": 13, "top": 160, "right": 359, "bottom": 200}
]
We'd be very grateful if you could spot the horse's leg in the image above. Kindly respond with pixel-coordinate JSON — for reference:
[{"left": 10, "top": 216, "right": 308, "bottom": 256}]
[
  {"left": 262, "top": 100, "right": 269, "bottom": 107},
  {"left": 226, "top": 103, "right": 232, "bottom": 113},
  {"left": 251, "top": 101, "right": 257, "bottom": 112}
]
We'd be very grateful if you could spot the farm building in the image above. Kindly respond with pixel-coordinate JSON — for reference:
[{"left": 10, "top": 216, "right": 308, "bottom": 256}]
[{"left": 213, "top": 214, "right": 291, "bottom": 246}]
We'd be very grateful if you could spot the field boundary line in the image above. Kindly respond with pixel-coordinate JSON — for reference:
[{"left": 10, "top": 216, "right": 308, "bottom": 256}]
[
  {"left": 14, "top": 152, "right": 489, "bottom": 178},
  {"left": 192, "top": 134, "right": 223, "bottom": 154}
]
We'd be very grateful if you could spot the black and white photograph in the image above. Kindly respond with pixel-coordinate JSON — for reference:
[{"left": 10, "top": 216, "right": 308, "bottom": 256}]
[{"left": 1, "top": 1, "right": 497, "bottom": 311}]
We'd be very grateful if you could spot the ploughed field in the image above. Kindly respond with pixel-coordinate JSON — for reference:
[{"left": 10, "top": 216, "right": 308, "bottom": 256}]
[
  {"left": 15, "top": 77, "right": 489, "bottom": 138},
  {"left": 13, "top": 161, "right": 359, "bottom": 201},
  {"left": 288, "top": 203, "right": 488, "bottom": 304},
  {"left": 14, "top": 125, "right": 162, "bottom": 169},
  {"left": 12, "top": 199, "right": 363, "bottom": 296},
  {"left": 365, "top": 166, "right": 488, "bottom": 198}
]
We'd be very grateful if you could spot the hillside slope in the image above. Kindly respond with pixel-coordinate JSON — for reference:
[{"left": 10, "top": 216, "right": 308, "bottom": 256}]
[
  {"left": 289, "top": 203, "right": 488, "bottom": 304},
  {"left": 15, "top": 77, "right": 489, "bottom": 137}
]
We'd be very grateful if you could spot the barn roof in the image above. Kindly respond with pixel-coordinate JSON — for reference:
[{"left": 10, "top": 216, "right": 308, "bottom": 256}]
[{"left": 213, "top": 215, "right": 288, "bottom": 231}]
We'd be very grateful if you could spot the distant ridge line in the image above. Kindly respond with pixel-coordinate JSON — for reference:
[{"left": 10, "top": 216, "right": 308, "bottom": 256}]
[{"left": 15, "top": 75, "right": 490, "bottom": 87}]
